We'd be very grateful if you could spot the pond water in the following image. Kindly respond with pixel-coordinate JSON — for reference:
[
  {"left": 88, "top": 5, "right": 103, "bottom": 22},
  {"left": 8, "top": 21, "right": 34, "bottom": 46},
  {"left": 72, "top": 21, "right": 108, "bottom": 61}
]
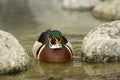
[{"left": 0, "top": 0, "right": 120, "bottom": 80}]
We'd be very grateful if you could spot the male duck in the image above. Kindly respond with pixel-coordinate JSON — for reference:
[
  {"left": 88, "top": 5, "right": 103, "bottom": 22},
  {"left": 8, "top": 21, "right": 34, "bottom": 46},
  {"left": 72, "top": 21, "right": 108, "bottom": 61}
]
[{"left": 32, "top": 29, "right": 73, "bottom": 62}]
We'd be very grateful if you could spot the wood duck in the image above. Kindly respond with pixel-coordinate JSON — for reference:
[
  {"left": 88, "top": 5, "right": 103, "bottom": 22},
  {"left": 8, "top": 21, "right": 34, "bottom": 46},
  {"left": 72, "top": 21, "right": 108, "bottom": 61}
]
[{"left": 32, "top": 29, "right": 73, "bottom": 63}]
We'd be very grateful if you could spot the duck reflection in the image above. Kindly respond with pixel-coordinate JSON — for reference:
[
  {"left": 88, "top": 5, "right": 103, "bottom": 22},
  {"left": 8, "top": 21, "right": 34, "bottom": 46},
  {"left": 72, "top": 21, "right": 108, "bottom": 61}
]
[{"left": 37, "top": 61, "right": 73, "bottom": 76}]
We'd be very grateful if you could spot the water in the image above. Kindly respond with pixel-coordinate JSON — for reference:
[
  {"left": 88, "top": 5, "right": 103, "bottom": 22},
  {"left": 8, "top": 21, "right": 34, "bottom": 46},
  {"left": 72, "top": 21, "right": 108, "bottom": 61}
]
[{"left": 0, "top": 0, "right": 120, "bottom": 80}]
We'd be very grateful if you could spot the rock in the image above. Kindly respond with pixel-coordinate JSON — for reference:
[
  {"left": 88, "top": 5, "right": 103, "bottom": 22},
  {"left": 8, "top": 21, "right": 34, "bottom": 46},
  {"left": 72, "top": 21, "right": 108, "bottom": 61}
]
[
  {"left": 0, "top": 30, "right": 30, "bottom": 74},
  {"left": 62, "top": 0, "right": 101, "bottom": 11},
  {"left": 93, "top": 0, "right": 120, "bottom": 21},
  {"left": 81, "top": 21, "right": 120, "bottom": 63}
]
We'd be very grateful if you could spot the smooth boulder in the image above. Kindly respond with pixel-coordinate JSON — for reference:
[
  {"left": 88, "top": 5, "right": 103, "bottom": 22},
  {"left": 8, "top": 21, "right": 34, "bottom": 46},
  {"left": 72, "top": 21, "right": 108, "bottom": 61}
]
[
  {"left": 93, "top": 0, "right": 120, "bottom": 20},
  {"left": 0, "top": 30, "right": 30, "bottom": 74},
  {"left": 63, "top": 0, "right": 101, "bottom": 11},
  {"left": 82, "top": 21, "right": 120, "bottom": 63}
]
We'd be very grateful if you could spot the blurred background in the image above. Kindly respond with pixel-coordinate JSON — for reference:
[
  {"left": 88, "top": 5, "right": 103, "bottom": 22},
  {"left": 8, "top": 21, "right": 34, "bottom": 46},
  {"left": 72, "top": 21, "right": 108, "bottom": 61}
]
[{"left": 0, "top": 0, "right": 102, "bottom": 35}]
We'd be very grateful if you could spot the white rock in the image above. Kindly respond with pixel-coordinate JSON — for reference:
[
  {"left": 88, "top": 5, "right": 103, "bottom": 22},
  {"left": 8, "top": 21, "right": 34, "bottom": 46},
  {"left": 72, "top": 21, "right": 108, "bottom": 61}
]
[
  {"left": 63, "top": 0, "right": 101, "bottom": 11},
  {"left": 93, "top": 0, "right": 120, "bottom": 20},
  {"left": 81, "top": 21, "right": 120, "bottom": 62},
  {"left": 0, "top": 30, "right": 30, "bottom": 74}
]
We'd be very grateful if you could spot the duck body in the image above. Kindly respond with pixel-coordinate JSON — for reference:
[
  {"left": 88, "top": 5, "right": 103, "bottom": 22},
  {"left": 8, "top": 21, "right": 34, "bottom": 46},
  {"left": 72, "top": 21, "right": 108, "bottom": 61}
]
[{"left": 32, "top": 30, "right": 73, "bottom": 63}]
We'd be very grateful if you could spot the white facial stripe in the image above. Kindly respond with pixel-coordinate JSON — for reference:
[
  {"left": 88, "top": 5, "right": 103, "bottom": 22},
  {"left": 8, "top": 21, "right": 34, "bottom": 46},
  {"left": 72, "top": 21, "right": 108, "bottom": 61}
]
[
  {"left": 32, "top": 41, "right": 42, "bottom": 58},
  {"left": 49, "top": 44, "right": 62, "bottom": 49},
  {"left": 66, "top": 42, "right": 73, "bottom": 52}
]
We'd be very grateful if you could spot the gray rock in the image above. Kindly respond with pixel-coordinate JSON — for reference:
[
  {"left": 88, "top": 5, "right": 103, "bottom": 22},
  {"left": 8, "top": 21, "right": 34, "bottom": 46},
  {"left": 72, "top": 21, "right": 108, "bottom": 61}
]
[
  {"left": 0, "top": 30, "right": 30, "bottom": 74},
  {"left": 81, "top": 21, "right": 120, "bottom": 63},
  {"left": 63, "top": 0, "right": 101, "bottom": 11},
  {"left": 93, "top": 0, "right": 120, "bottom": 20}
]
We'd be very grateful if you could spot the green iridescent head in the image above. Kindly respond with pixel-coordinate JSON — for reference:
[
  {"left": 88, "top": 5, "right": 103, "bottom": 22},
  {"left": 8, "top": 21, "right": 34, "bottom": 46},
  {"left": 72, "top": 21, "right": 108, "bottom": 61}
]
[
  {"left": 50, "top": 30, "right": 62, "bottom": 40},
  {"left": 49, "top": 30, "right": 62, "bottom": 49}
]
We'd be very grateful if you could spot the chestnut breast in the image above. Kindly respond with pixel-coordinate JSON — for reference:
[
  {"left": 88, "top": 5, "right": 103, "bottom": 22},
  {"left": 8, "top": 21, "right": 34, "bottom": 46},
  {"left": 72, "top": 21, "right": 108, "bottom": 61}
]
[{"left": 39, "top": 45, "right": 72, "bottom": 62}]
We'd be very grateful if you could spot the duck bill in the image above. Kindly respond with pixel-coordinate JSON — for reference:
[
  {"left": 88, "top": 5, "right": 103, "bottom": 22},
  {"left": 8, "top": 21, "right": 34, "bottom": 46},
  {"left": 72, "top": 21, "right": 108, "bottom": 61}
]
[{"left": 55, "top": 38, "right": 62, "bottom": 48}]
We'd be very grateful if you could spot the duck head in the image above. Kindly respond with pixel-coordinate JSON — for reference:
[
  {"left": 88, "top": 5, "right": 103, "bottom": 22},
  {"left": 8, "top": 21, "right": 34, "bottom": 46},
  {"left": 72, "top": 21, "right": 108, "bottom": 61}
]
[{"left": 48, "top": 30, "right": 62, "bottom": 49}]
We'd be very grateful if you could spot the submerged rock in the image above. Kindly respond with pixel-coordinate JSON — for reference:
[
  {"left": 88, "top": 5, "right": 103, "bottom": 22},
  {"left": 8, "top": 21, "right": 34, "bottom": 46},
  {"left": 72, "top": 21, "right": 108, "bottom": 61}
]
[
  {"left": 93, "top": 0, "right": 120, "bottom": 21},
  {"left": 81, "top": 21, "right": 120, "bottom": 63},
  {"left": 62, "top": 0, "right": 101, "bottom": 11},
  {"left": 0, "top": 30, "right": 30, "bottom": 74}
]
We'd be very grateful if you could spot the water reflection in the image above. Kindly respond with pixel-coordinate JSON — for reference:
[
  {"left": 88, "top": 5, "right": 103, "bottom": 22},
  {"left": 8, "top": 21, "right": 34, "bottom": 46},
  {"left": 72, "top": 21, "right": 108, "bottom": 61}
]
[
  {"left": 24, "top": 60, "right": 73, "bottom": 80},
  {"left": 38, "top": 62, "right": 72, "bottom": 76},
  {"left": 83, "top": 62, "right": 120, "bottom": 76},
  {"left": 25, "top": 61, "right": 120, "bottom": 80},
  {"left": 1, "top": 61, "right": 120, "bottom": 80}
]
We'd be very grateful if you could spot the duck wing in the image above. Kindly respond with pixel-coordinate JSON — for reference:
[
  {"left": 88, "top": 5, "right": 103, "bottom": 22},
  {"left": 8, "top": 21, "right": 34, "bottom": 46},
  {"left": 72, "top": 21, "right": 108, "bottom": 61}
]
[{"left": 38, "top": 29, "right": 51, "bottom": 43}]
